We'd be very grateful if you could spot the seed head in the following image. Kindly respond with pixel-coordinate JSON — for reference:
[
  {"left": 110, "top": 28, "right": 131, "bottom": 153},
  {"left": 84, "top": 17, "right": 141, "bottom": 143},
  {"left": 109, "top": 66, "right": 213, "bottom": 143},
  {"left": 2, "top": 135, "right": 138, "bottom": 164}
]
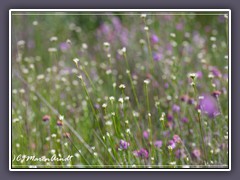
[
  {"left": 42, "top": 115, "right": 51, "bottom": 122},
  {"left": 63, "top": 132, "right": 70, "bottom": 138},
  {"left": 57, "top": 120, "right": 63, "bottom": 127}
]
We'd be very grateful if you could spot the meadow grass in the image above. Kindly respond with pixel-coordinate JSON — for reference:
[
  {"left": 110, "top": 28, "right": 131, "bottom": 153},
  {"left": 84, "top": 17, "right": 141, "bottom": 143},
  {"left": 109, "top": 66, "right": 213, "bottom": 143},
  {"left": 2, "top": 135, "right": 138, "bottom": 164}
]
[{"left": 11, "top": 12, "right": 229, "bottom": 169}]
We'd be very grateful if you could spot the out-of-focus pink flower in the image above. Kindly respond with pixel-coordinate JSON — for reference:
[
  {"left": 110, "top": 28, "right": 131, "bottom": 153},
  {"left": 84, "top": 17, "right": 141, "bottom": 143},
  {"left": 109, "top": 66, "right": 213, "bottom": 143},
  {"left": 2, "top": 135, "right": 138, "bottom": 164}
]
[
  {"left": 154, "top": 140, "right": 163, "bottom": 148},
  {"left": 119, "top": 139, "right": 130, "bottom": 150},
  {"left": 199, "top": 94, "right": 220, "bottom": 118},
  {"left": 133, "top": 148, "right": 149, "bottom": 159},
  {"left": 192, "top": 149, "right": 201, "bottom": 160},
  {"left": 150, "top": 34, "right": 159, "bottom": 44},
  {"left": 143, "top": 131, "right": 149, "bottom": 140}
]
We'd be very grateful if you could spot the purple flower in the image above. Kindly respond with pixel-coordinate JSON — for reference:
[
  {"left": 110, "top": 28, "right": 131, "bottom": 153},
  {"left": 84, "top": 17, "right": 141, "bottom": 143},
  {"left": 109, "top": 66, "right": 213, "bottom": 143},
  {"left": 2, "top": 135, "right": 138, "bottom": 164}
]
[
  {"left": 192, "top": 149, "right": 201, "bottom": 159},
  {"left": 154, "top": 140, "right": 163, "bottom": 148},
  {"left": 164, "top": 83, "right": 169, "bottom": 89},
  {"left": 153, "top": 53, "right": 163, "bottom": 61},
  {"left": 172, "top": 104, "right": 180, "bottom": 113},
  {"left": 187, "top": 98, "right": 194, "bottom": 105},
  {"left": 181, "top": 117, "right": 189, "bottom": 123},
  {"left": 210, "top": 66, "right": 222, "bottom": 78},
  {"left": 176, "top": 22, "right": 184, "bottom": 31},
  {"left": 199, "top": 94, "right": 220, "bottom": 118},
  {"left": 196, "top": 71, "right": 203, "bottom": 79},
  {"left": 150, "top": 34, "right": 159, "bottom": 44},
  {"left": 173, "top": 134, "right": 181, "bottom": 143},
  {"left": 143, "top": 131, "right": 149, "bottom": 140},
  {"left": 167, "top": 114, "right": 173, "bottom": 121},
  {"left": 59, "top": 42, "right": 70, "bottom": 52},
  {"left": 133, "top": 148, "right": 149, "bottom": 159},
  {"left": 119, "top": 139, "right": 130, "bottom": 150},
  {"left": 168, "top": 140, "right": 176, "bottom": 149},
  {"left": 175, "top": 149, "right": 186, "bottom": 159},
  {"left": 111, "top": 16, "right": 122, "bottom": 32}
]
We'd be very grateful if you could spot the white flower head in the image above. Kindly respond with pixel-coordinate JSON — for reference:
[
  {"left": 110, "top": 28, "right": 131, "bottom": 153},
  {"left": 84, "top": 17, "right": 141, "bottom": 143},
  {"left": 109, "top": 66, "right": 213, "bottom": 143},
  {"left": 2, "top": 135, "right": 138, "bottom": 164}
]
[
  {"left": 103, "top": 42, "right": 110, "bottom": 47},
  {"left": 48, "top": 47, "right": 57, "bottom": 52},
  {"left": 33, "top": 21, "right": 38, "bottom": 26},
  {"left": 73, "top": 58, "right": 79, "bottom": 64},
  {"left": 102, "top": 103, "right": 107, "bottom": 108},
  {"left": 109, "top": 96, "right": 115, "bottom": 101},
  {"left": 119, "top": 84, "right": 126, "bottom": 89},
  {"left": 144, "top": 79, "right": 150, "bottom": 85},
  {"left": 59, "top": 115, "right": 64, "bottom": 121},
  {"left": 82, "top": 43, "right": 88, "bottom": 49},
  {"left": 189, "top": 73, "right": 196, "bottom": 79},
  {"left": 50, "top": 36, "right": 58, "bottom": 42},
  {"left": 122, "top": 47, "right": 126, "bottom": 53},
  {"left": 140, "top": 14, "right": 147, "bottom": 18},
  {"left": 118, "top": 97, "right": 124, "bottom": 104}
]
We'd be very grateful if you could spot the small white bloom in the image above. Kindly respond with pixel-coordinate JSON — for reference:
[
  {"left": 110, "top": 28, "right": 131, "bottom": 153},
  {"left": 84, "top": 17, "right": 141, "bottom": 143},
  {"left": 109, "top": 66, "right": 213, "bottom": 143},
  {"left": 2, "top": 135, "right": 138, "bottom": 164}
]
[
  {"left": 74, "top": 153, "right": 80, "bottom": 158},
  {"left": 170, "top": 33, "right": 176, "bottom": 38},
  {"left": 118, "top": 97, "right": 124, "bottom": 104},
  {"left": 168, "top": 145, "right": 173, "bottom": 151},
  {"left": 77, "top": 75, "right": 83, "bottom": 80},
  {"left": 73, "top": 58, "right": 79, "bottom": 64},
  {"left": 51, "top": 134, "right": 57, "bottom": 138},
  {"left": 139, "top": 39, "right": 145, "bottom": 45},
  {"left": 82, "top": 43, "right": 88, "bottom": 49},
  {"left": 50, "top": 149, "right": 56, "bottom": 154},
  {"left": 189, "top": 73, "right": 196, "bottom": 79},
  {"left": 144, "top": 79, "right": 150, "bottom": 85},
  {"left": 169, "top": 161, "right": 176, "bottom": 165},
  {"left": 37, "top": 74, "right": 45, "bottom": 80},
  {"left": 210, "top": 36, "right": 216, "bottom": 41},
  {"left": 102, "top": 103, "right": 107, "bottom": 108},
  {"left": 122, "top": 47, "right": 126, "bottom": 53},
  {"left": 109, "top": 96, "right": 115, "bottom": 101},
  {"left": 144, "top": 26, "right": 149, "bottom": 31},
  {"left": 50, "top": 36, "right": 58, "bottom": 42},
  {"left": 105, "top": 121, "right": 112, "bottom": 126},
  {"left": 133, "top": 111, "right": 139, "bottom": 117},
  {"left": 208, "top": 73, "right": 214, "bottom": 79},
  {"left": 32, "top": 21, "right": 38, "bottom": 26},
  {"left": 199, "top": 96, "right": 204, "bottom": 100},
  {"left": 140, "top": 14, "right": 147, "bottom": 18},
  {"left": 48, "top": 47, "right": 57, "bottom": 52},
  {"left": 59, "top": 115, "right": 64, "bottom": 121},
  {"left": 119, "top": 84, "right": 126, "bottom": 89},
  {"left": 106, "top": 69, "right": 112, "bottom": 75},
  {"left": 103, "top": 42, "right": 110, "bottom": 47},
  {"left": 17, "top": 40, "right": 25, "bottom": 46}
]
